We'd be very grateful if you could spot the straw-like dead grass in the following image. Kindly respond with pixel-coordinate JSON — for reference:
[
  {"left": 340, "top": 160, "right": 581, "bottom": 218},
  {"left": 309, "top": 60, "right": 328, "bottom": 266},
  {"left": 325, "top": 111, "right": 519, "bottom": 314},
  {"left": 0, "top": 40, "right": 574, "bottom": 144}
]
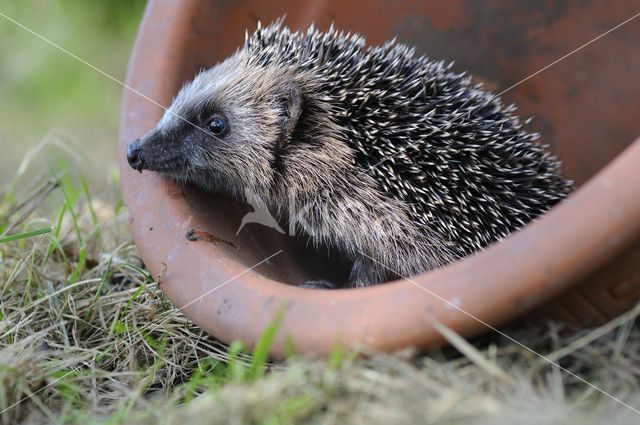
[{"left": 1, "top": 162, "right": 639, "bottom": 425}]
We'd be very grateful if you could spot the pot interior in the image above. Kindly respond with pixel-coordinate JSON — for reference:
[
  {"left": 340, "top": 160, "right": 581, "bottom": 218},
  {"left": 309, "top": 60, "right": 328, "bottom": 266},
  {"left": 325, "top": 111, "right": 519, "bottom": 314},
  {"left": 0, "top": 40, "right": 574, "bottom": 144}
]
[{"left": 156, "top": 1, "right": 640, "bottom": 285}]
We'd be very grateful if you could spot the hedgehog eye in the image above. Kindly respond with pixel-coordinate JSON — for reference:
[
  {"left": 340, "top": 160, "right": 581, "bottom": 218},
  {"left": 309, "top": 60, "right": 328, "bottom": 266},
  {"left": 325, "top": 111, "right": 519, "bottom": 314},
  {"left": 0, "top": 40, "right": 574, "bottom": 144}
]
[{"left": 208, "top": 116, "right": 228, "bottom": 136}]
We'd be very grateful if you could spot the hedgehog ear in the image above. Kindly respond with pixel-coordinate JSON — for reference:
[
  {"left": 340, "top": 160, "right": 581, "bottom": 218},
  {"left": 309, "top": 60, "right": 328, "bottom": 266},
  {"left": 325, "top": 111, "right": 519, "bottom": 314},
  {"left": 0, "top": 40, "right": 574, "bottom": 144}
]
[{"left": 277, "top": 87, "right": 303, "bottom": 147}]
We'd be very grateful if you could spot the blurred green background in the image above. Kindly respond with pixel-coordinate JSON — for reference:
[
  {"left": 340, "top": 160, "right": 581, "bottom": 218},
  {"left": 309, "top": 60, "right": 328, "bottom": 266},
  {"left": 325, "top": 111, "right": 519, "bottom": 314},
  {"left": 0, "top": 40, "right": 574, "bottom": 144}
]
[{"left": 0, "top": 0, "right": 146, "bottom": 197}]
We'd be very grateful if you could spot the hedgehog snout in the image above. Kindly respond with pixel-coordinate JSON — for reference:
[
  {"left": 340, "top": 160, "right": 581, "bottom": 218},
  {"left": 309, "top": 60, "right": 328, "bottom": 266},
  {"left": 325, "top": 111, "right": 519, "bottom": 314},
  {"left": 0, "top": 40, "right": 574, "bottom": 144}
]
[{"left": 127, "top": 138, "right": 145, "bottom": 173}]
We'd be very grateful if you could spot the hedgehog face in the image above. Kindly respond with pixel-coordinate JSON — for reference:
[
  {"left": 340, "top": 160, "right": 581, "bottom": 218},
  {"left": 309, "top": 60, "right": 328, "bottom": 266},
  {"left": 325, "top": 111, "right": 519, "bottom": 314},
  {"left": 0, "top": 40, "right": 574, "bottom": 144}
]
[{"left": 126, "top": 52, "right": 304, "bottom": 198}]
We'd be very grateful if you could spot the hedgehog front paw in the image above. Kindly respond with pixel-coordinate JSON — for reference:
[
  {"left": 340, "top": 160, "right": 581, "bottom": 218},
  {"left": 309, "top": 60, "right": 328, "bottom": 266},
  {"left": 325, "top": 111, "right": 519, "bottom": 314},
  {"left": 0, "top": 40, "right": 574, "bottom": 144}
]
[{"left": 300, "top": 280, "right": 340, "bottom": 290}]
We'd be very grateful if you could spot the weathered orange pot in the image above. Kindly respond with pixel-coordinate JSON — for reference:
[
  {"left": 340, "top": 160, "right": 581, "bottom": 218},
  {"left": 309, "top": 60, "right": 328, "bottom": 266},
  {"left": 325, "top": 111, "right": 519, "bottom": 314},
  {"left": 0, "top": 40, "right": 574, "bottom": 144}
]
[{"left": 119, "top": 0, "right": 640, "bottom": 357}]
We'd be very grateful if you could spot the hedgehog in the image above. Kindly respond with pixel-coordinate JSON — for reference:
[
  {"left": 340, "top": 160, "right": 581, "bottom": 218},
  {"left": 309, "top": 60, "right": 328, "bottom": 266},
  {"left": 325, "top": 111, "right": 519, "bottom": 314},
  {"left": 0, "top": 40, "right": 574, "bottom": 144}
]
[{"left": 126, "top": 21, "right": 572, "bottom": 288}]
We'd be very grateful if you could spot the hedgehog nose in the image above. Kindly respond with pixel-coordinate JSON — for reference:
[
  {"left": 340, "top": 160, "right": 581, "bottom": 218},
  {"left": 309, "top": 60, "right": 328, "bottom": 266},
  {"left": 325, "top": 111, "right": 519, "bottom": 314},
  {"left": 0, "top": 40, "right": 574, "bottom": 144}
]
[{"left": 127, "top": 139, "right": 144, "bottom": 172}]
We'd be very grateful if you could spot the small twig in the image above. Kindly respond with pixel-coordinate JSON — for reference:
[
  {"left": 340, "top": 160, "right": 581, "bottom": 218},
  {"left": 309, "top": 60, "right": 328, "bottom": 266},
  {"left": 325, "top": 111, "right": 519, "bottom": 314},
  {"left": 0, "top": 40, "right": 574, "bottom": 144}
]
[
  {"left": 541, "top": 301, "right": 640, "bottom": 365},
  {"left": 4, "top": 173, "right": 63, "bottom": 217},
  {"left": 427, "top": 315, "right": 515, "bottom": 384},
  {"left": 1, "top": 177, "right": 60, "bottom": 238},
  {"left": 185, "top": 229, "right": 236, "bottom": 249}
]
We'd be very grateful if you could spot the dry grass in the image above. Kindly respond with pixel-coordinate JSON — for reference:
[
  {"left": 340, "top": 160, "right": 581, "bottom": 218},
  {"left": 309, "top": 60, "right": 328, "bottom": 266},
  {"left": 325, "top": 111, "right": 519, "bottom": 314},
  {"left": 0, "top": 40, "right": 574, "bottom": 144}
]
[{"left": 1, "top": 154, "right": 639, "bottom": 424}]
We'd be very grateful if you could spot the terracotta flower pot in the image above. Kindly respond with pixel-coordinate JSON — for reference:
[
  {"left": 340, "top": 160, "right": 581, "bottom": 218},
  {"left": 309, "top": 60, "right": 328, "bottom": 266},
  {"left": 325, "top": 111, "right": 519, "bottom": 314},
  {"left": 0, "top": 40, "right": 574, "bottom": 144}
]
[{"left": 119, "top": 0, "right": 640, "bottom": 357}]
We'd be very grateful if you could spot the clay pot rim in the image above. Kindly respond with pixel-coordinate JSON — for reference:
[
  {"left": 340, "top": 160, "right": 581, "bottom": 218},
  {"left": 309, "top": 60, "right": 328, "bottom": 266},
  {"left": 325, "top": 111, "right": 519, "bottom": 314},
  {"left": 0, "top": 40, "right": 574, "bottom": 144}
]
[{"left": 119, "top": 0, "right": 640, "bottom": 357}]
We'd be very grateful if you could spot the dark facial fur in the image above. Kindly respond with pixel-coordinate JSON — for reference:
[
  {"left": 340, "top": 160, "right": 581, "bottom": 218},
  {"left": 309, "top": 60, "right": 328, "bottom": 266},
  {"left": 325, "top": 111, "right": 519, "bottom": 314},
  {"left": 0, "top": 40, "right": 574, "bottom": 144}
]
[{"left": 127, "top": 21, "right": 572, "bottom": 287}]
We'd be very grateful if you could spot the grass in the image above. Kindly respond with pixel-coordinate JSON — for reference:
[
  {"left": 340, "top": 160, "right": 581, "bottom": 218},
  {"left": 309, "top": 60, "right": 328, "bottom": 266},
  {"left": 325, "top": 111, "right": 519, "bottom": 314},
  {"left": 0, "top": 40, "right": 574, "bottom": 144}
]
[
  {"left": 0, "top": 148, "right": 639, "bottom": 425},
  {"left": 0, "top": 227, "right": 52, "bottom": 244}
]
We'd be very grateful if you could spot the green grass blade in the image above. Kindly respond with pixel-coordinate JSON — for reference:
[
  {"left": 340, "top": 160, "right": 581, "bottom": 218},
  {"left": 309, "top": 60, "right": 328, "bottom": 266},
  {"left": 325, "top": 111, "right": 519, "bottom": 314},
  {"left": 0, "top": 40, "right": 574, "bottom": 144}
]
[
  {"left": 226, "top": 341, "right": 247, "bottom": 381},
  {"left": 49, "top": 162, "right": 83, "bottom": 246},
  {"left": 119, "top": 283, "right": 147, "bottom": 321},
  {"left": 82, "top": 257, "right": 112, "bottom": 326},
  {"left": 0, "top": 226, "right": 52, "bottom": 244},
  {"left": 69, "top": 247, "right": 86, "bottom": 284},
  {"left": 44, "top": 201, "right": 67, "bottom": 262},
  {"left": 80, "top": 175, "right": 98, "bottom": 228},
  {"left": 95, "top": 345, "right": 114, "bottom": 363},
  {"left": 247, "top": 306, "right": 286, "bottom": 380},
  {"left": 121, "top": 262, "right": 155, "bottom": 283}
]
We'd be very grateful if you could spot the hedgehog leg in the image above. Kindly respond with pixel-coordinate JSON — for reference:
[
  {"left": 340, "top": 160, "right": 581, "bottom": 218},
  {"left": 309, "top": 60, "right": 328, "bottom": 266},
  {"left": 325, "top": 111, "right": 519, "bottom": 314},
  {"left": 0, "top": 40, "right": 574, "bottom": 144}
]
[
  {"left": 300, "top": 280, "right": 340, "bottom": 290},
  {"left": 347, "top": 256, "right": 391, "bottom": 287}
]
